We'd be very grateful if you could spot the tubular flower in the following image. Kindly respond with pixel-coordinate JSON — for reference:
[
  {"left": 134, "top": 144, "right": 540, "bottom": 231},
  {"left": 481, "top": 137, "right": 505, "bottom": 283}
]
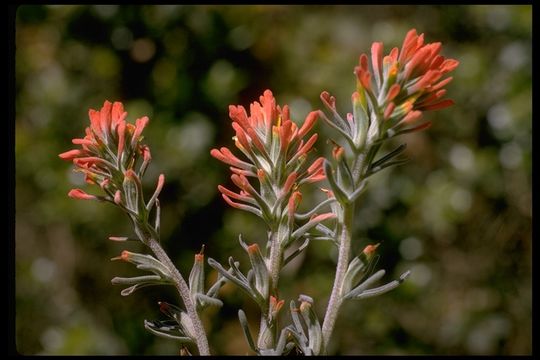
[
  {"left": 59, "top": 101, "right": 163, "bottom": 221},
  {"left": 211, "top": 90, "right": 328, "bottom": 226},
  {"left": 320, "top": 28, "right": 459, "bottom": 150},
  {"left": 59, "top": 101, "right": 148, "bottom": 185}
]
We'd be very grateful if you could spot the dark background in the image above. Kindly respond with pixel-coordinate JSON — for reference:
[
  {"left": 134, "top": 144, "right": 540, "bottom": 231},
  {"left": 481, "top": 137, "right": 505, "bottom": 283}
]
[{"left": 15, "top": 5, "right": 531, "bottom": 355}]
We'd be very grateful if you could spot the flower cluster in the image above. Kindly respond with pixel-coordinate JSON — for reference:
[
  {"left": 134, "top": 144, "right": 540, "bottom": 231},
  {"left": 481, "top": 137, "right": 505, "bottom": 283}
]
[
  {"left": 211, "top": 90, "right": 334, "bottom": 250},
  {"left": 211, "top": 90, "right": 326, "bottom": 221},
  {"left": 59, "top": 101, "right": 164, "bottom": 227},
  {"left": 320, "top": 28, "right": 459, "bottom": 153},
  {"left": 210, "top": 90, "right": 335, "bottom": 352}
]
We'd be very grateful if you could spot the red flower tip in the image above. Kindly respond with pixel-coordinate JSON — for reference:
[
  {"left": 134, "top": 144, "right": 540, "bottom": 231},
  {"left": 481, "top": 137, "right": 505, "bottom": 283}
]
[
  {"left": 283, "top": 172, "right": 297, "bottom": 194},
  {"left": 111, "top": 101, "right": 127, "bottom": 128},
  {"left": 363, "top": 243, "right": 380, "bottom": 256},
  {"left": 309, "top": 212, "right": 336, "bottom": 223},
  {"left": 194, "top": 253, "right": 204, "bottom": 263},
  {"left": 120, "top": 250, "right": 131, "bottom": 261},
  {"left": 153, "top": 173, "right": 165, "bottom": 192},
  {"left": 298, "top": 111, "right": 318, "bottom": 139},
  {"left": 401, "top": 110, "right": 423, "bottom": 125},
  {"left": 384, "top": 102, "right": 396, "bottom": 120},
  {"left": 307, "top": 157, "right": 325, "bottom": 174},
  {"left": 288, "top": 191, "right": 302, "bottom": 217},
  {"left": 332, "top": 145, "right": 345, "bottom": 161},
  {"left": 320, "top": 91, "right": 336, "bottom": 110},
  {"left": 68, "top": 188, "right": 97, "bottom": 200},
  {"left": 59, "top": 149, "right": 83, "bottom": 161},
  {"left": 257, "top": 169, "right": 265, "bottom": 182},
  {"left": 420, "top": 99, "right": 455, "bottom": 111},
  {"left": 114, "top": 190, "right": 122, "bottom": 205},
  {"left": 270, "top": 295, "right": 285, "bottom": 313},
  {"left": 247, "top": 243, "right": 260, "bottom": 254},
  {"left": 386, "top": 84, "right": 401, "bottom": 103},
  {"left": 124, "top": 169, "right": 138, "bottom": 180},
  {"left": 131, "top": 116, "right": 149, "bottom": 147}
]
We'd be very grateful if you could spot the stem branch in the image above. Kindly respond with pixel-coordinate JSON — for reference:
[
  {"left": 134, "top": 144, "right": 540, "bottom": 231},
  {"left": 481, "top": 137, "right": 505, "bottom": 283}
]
[
  {"left": 147, "top": 238, "right": 210, "bottom": 355},
  {"left": 321, "top": 203, "right": 355, "bottom": 352}
]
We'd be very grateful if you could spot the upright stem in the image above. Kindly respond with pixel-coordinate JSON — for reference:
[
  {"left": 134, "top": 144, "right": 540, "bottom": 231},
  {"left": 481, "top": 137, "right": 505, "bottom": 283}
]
[
  {"left": 321, "top": 146, "right": 373, "bottom": 352},
  {"left": 268, "top": 230, "right": 283, "bottom": 293},
  {"left": 147, "top": 238, "right": 211, "bottom": 356},
  {"left": 257, "top": 230, "right": 282, "bottom": 350},
  {"left": 321, "top": 203, "right": 355, "bottom": 352}
]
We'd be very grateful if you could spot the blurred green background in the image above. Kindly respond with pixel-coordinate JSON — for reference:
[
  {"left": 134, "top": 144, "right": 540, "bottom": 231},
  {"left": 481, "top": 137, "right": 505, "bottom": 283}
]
[{"left": 15, "top": 5, "right": 531, "bottom": 355}]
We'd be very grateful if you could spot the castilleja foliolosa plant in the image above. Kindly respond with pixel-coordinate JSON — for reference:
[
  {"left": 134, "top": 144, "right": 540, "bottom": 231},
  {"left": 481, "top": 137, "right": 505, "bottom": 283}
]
[{"left": 59, "top": 29, "right": 458, "bottom": 355}]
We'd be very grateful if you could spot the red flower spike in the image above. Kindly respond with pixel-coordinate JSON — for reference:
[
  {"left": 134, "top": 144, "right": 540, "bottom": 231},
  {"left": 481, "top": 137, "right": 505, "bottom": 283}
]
[
  {"left": 213, "top": 90, "right": 323, "bottom": 222},
  {"left": 61, "top": 100, "right": 153, "bottom": 205}
]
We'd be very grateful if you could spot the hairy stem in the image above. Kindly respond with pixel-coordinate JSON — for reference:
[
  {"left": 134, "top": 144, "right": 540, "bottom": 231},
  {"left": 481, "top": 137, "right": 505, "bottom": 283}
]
[
  {"left": 268, "top": 230, "right": 283, "bottom": 293},
  {"left": 321, "top": 203, "right": 355, "bottom": 352},
  {"left": 321, "top": 145, "right": 374, "bottom": 352},
  {"left": 257, "top": 230, "right": 282, "bottom": 350},
  {"left": 147, "top": 238, "right": 210, "bottom": 355}
]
